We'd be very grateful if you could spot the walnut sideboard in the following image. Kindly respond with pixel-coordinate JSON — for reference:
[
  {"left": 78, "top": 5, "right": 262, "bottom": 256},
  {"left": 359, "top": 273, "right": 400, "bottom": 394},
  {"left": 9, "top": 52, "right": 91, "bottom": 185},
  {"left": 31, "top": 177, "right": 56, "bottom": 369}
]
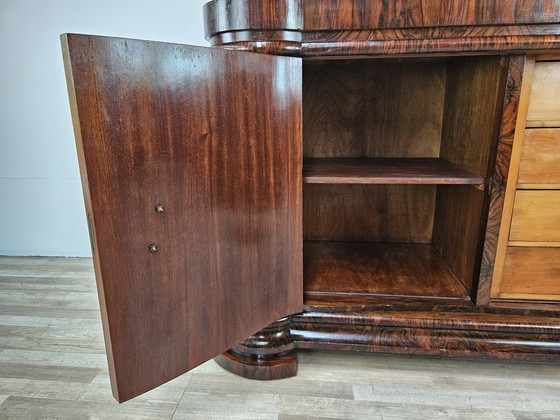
[{"left": 62, "top": 0, "right": 560, "bottom": 403}]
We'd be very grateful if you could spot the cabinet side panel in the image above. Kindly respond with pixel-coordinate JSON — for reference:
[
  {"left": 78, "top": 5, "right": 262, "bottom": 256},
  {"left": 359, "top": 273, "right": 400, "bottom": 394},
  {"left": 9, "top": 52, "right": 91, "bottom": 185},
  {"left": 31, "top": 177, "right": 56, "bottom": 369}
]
[{"left": 62, "top": 34, "right": 302, "bottom": 402}]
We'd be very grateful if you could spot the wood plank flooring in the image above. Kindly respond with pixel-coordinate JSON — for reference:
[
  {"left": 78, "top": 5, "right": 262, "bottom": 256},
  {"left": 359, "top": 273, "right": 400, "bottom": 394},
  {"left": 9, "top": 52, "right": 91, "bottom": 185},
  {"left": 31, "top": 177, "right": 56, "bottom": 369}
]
[{"left": 1, "top": 256, "right": 560, "bottom": 419}]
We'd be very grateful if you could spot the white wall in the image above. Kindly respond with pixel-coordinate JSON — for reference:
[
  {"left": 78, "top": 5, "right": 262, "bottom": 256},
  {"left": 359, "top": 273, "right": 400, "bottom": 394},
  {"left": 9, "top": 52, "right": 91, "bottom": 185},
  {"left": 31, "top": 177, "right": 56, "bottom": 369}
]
[{"left": 0, "top": 0, "right": 208, "bottom": 256}]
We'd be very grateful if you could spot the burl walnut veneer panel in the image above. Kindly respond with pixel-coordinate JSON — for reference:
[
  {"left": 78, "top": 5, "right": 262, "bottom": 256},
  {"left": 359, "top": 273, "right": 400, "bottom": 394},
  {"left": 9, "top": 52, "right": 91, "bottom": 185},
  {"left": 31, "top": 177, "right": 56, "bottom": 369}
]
[
  {"left": 62, "top": 34, "right": 302, "bottom": 402},
  {"left": 303, "top": 0, "right": 560, "bottom": 30}
]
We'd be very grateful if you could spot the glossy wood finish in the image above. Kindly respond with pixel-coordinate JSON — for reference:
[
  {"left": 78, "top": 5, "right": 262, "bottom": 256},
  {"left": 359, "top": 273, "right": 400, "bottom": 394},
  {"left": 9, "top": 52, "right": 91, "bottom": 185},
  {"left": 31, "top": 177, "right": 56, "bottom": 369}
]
[
  {"left": 206, "top": 0, "right": 560, "bottom": 381},
  {"left": 205, "top": 1, "right": 560, "bottom": 56},
  {"left": 203, "top": 0, "right": 302, "bottom": 38},
  {"left": 303, "top": 184, "right": 436, "bottom": 243},
  {"left": 518, "top": 129, "right": 560, "bottom": 185},
  {"left": 476, "top": 56, "right": 527, "bottom": 305},
  {"left": 303, "top": 158, "right": 484, "bottom": 185},
  {"left": 62, "top": 34, "right": 302, "bottom": 401},
  {"left": 304, "top": 241, "right": 470, "bottom": 301},
  {"left": 292, "top": 309, "right": 560, "bottom": 361},
  {"left": 526, "top": 61, "right": 560, "bottom": 126},
  {"left": 214, "top": 317, "right": 297, "bottom": 380},
  {"left": 303, "top": 1, "right": 560, "bottom": 30},
  {"left": 510, "top": 191, "right": 560, "bottom": 242}
]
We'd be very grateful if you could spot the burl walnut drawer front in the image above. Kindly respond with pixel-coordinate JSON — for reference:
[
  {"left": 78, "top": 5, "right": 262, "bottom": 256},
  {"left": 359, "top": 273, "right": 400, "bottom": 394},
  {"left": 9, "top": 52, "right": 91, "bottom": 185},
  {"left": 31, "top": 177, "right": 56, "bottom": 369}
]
[
  {"left": 518, "top": 128, "right": 560, "bottom": 186},
  {"left": 526, "top": 61, "right": 560, "bottom": 127},
  {"left": 509, "top": 190, "right": 560, "bottom": 243}
]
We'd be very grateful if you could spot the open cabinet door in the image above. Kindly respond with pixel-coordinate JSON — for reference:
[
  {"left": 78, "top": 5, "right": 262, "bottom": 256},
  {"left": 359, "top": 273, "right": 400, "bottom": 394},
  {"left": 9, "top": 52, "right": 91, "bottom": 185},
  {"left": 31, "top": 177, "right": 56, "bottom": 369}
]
[{"left": 61, "top": 34, "right": 302, "bottom": 402}]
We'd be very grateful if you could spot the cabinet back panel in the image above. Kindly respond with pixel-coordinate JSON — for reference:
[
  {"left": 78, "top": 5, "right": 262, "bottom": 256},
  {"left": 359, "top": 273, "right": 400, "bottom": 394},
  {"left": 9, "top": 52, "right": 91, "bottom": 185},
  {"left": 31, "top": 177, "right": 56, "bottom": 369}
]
[
  {"left": 304, "top": 184, "right": 435, "bottom": 242},
  {"left": 303, "top": 59, "right": 446, "bottom": 158},
  {"left": 440, "top": 56, "right": 507, "bottom": 177},
  {"left": 432, "top": 185, "right": 487, "bottom": 295}
]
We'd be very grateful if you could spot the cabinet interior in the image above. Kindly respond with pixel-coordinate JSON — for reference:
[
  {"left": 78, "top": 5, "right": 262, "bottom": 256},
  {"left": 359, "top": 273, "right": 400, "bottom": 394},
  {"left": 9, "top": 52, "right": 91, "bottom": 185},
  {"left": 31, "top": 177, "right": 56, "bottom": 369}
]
[{"left": 302, "top": 56, "right": 506, "bottom": 305}]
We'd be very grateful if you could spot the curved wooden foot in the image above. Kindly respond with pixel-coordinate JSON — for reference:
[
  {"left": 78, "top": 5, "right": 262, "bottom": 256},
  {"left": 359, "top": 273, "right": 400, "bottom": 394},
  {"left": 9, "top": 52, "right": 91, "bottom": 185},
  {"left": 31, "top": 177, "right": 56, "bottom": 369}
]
[{"left": 214, "top": 317, "right": 297, "bottom": 380}]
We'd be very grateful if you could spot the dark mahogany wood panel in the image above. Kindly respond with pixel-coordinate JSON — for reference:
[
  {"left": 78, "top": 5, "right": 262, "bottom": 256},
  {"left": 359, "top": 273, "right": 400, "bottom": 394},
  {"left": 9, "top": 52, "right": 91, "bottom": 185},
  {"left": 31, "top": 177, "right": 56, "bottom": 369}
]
[
  {"left": 204, "top": 0, "right": 302, "bottom": 37},
  {"left": 204, "top": 1, "right": 560, "bottom": 56},
  {"left": 62, "top": 34, "right": 302, "bottom": 402},
  {"left": 304, "top": 241, "right": 469, "bottom": 300},
  {"left": 303, "top": 184, "right": 436, "bottom": 243},
  {"left": 303, "top": 0, "right": 560, "bottom": 30},
  {"left": 291, "top": 309, "right": 560, "bottom": 361},
  {"left": 303, "top": 158, "right": 484, "bottom": 185},
  {"left": 477, "top": 56, "right": 526, "bottom": 305}
]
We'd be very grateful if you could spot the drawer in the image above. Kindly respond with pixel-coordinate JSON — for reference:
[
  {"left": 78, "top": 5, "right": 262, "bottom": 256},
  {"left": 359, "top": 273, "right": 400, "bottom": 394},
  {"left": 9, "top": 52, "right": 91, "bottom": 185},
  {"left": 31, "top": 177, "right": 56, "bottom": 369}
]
[
  {"left": 526, "top": 61, "right": 560, "bottom": 126},
  {"left": 518, "top": 129, "right": 560, "bottom": 185},
  {"left": 501, "top": 247, "right": 560, "bottom": 297},
  {"left": 509, "top": 190, "right": 560, "bottom": 242}
]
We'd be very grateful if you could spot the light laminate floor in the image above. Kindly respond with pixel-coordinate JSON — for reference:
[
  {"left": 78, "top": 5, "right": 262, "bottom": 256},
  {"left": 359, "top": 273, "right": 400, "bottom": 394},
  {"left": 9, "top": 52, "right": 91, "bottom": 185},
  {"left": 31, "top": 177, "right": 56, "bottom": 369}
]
[{"left": 1, "top": 256, "right": 560, "bottom": 419}]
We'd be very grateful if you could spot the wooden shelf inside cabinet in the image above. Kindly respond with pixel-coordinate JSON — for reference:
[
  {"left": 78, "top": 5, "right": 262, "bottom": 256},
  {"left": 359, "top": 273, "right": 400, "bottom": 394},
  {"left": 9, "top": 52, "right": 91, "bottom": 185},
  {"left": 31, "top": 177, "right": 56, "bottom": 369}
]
[
  {"left": 303, "top": 158, "right": 485, "bottom": 185},
  {"left": 304, "top": 241, "right": 471, "bottom": 302}
]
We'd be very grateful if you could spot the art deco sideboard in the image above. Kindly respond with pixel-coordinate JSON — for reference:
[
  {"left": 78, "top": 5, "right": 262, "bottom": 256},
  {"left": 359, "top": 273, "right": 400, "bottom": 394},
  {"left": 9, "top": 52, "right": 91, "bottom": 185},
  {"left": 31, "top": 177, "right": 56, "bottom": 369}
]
[{"left": 62, "top": 0, "right": 560, "bottom": 403}]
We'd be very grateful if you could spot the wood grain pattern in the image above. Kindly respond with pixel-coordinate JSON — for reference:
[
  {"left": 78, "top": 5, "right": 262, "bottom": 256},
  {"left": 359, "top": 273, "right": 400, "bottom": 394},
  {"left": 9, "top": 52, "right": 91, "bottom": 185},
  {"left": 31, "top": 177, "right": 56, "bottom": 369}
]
[
  {"left": 203, "top": 0, "right": 302, "bottom": 38},
  {"left": 303, "top": 184, "right": 436, "bottom": 243},
  {"left": 518, "top": 129, "right": 560, "bottom": 184},
  {"left": 440, "top": 56, "right": 506, "bottom": 177},
  {"left": 303, "top": 241, "right": 469, "bottom": 300},
  {"left": 432, "top": 186, "right": 486, "bottom": 297},
  {"left": 489, "top": 57, "right": 536, "bottom": 301},
  {"left": 303, "top": 58, "right": 445, "bottom": 159},
  {"left": 214, "top": 317, "right": 297, "bottom": 380},
  {"left": 204, "top": 1, "right": 560, "bottom": 56},
  {"left": 510, "top": 190, "right": 560, "bottom": 242},
  {"left": 501, "top": 247, "right": 560, "bottom": 297},
  {"left": 435, "top": 55, "right": 507, "bottom": 300},
  {"left": 303, "top": 158, "right": 484, "bottom": 185},
  {"left": 302, "top": 0, "right": 560, "bottom": 30},
  {"left": 476, "top": 56, "right": 526, "bottom": 305},
  {"left": 526, "top": 61, "right": 560, "bottom": 126},
  {"left": 62, "top": 34, "right": 302, "bottom": 402}
]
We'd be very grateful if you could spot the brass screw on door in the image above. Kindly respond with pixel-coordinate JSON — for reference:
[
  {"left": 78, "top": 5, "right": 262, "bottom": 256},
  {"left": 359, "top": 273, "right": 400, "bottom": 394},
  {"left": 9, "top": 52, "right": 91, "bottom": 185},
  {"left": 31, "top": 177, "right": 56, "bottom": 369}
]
[
  {"left": 148, "top": 244, "right": 158, "bottom": 253},
  {"left": 155, "top": 205, "right": 164, "bottom": 213}
]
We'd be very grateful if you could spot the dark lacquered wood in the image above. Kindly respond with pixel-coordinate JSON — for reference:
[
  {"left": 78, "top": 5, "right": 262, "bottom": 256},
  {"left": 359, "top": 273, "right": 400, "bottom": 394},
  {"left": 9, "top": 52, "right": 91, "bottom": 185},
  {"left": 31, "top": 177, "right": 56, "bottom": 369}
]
[
  {"left": 203, "top": 0, "right": 302, "bottom": 39},
  {"left": 204, "top": 0, "right": 560, "bottom": 56},
  {"left": 214, "top": 317, "right": 298, "bottom": 380},
  {"left": 303, "top": 158, "right": 484, "bottom": 185},
  {"left": 62, "top": 34, "right": 302, "bottom": 402},
  {"left": 291, "top": 310, "right": 560, "bottom": 361},
  {"left": 477, "top": 56, "right": 526, "bottom": 305},
  {"left": 303, "top": 184, "right": 436, "bottom": 243},
  {"left": 302, "top": 1, "right": 560, "bottom": 30},
  {"left": 304, "top": 241, "right": 470, "bottom": 301}
]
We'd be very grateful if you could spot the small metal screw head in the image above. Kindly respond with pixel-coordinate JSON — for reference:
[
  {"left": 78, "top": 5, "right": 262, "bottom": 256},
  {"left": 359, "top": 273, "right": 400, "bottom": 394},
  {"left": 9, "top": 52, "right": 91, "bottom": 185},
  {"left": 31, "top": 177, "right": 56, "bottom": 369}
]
[
  {"left": 148, "top": 244, "right": 158, "bottom": 253},
  {"left": 155, "top": 205, "right": 164, "bottom": 213}
]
